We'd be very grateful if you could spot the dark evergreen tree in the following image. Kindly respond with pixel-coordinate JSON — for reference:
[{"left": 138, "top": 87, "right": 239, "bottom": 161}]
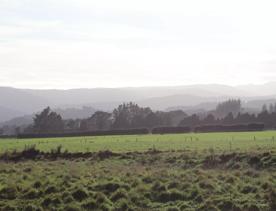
[
  {"left": 222, "top": 112, "right": 234, "bottom": 124},
  {"left": 202, "top": 114, "right": 216, "bottom": 124},
  {"left": 215, "top": 99, "right": 241, "bottom": 117},
  {"left": 33, "top": 107, "right": 64, "bottom": 133},
  {"left": 179, "top": 114, "right": 200, "bottom": 127}
]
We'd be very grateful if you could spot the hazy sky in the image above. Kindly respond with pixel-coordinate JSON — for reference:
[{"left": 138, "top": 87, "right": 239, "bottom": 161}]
[{"left": 1, "top": 0, "right": 276, "bottom": 89}]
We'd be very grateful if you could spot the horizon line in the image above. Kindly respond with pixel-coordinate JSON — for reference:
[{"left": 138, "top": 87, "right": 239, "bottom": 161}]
[{"left": 0, "top": 81, "right": 275, "bottom": 91}]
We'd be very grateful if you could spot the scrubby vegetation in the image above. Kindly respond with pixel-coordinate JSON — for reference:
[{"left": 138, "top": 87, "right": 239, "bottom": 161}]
[
  {"left": 0, "top": 131, "right": 275, "bottom": 210},
  {"left": 0, "top": 142, "right": 275, "bottom": 210}
]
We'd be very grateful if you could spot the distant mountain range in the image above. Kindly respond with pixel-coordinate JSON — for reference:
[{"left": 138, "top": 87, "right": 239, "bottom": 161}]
[{"left": 1, "top": 82, "right": 276, "bottom": 125}]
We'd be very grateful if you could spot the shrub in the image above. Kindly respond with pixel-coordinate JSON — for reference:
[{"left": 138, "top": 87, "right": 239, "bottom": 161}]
[
  {"left": 18, "top": 128, "right": 149, "bottom": 139},
  {"left": 50, "top": 145, "right": 63, "bottom": 155},
  {"left": 63, "top": 195, "right": 74, "bottom": 203},
  {"left": 72, "top": 188, "right": 88, "bottom": 201},
  {"left": 242, "top": 204, "right": 260, "bottom": 211},
  {"left": 194, "top": 123, "right": 264, "bottom": 133},
  {"left": 179, "top": 202, "right": 193, "bottom": 210},
  {"left": 167, "top": 181, "right": 179, "bottom": 189},
  {"left": 2, "top": 205, "right": 17, "bottom": 211},
  {"left": 41, "top": 197, "right": 52, "bottom": 207},
  {"left": 129, "top": 191, "right": 149, "bottom": 207},
  {"left": 82, "top": 200, "right": 97, "bottom": 210},
  {"left": 157, "top": 191, "right": 171, "bottom": 202},
  {"left": 0, "top": 186, "right": 17, "bottom": 199},
  {"left": 24, "top": 204, "right": 42, "bottom": 211},
  {"left": 198, "top": 180, "right": 214, "bottom": 190},
  {"left": 166, "top": 206, "right": 180, "bottom": 211},
  {"left": 115, "top": 199, "right": 132, "bottom": 211},
  {"left": 62, "top": 191, "right": 74, "bottom": 203},
  {"left": 99, "top": 203, "right": 114, "bottom": 211},
  {"left": 33, "top": 181, "right": 42, "bottom": 189},
  {"left": 152, "top": 181, "right": 166, "bottom": 192},
  {"left": 199, "top": 204, "right": 220, "bottom": 211},
  {"left": 96, "top": 182, "right": 121, "bottom": 193},
  {"left": 64, "top": 204, "right": 81, "bottom": 211},
  {"left": 23, "top": 189, "right": 39, "bottom": 199},
  {"left": 152, "top": 126, "right": 191, "bottom": 134},
  {"left": 268, "top": 189, "right": 276, "bottom": 210},
  {"left": 169, "top": 189, "right": 183, "bottom": 201},
  {"left": 217, "top": 200, "right": 234, "bottom": 211},
  {"left": 188, "top": 187, "right": 200, "bottom": 200},
  {"left": 111, "top": 189, "right": 128, "bottom": 202},
  {"left": 95, "top": 192, "right": 109, "bottom": 204},
  {"left": 241, "top": 185, "right": 257, "bottom": 194},
  {"left": 52, "top": 197, "right": 62, "bottom": 205},
  {"left": 21, "top": 145, "right": 40, "bottom": 159},
  {"left": 142, "top": 176, "right": 153, "bottom": 184},
  {"left": 44, "top": 185, "right": 58, "bottom": 194}
]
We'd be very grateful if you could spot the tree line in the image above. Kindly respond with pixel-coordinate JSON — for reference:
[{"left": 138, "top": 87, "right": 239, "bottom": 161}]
[
  {"left": 2, "top": 99, "right": 276, "bottom": 137},
  {"left": 179, "top": 109, "right": 276, "bottom": 129},
  {"left": 23, "top": 103, "right": 188, "bottom": 134},
  {"left": 14, "top": 99, "right": 275, "bottom": 136}
]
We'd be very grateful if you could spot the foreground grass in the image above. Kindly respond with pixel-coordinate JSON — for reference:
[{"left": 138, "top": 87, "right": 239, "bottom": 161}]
[
  {"left": 0, "top": 131, "right": 275, "bottom": 210},
  {"left": 0, "top": 149, "right": 275, "bottom": 211},
  {"left": 1, "top": 131, "right": 276, "bottom": 153}
]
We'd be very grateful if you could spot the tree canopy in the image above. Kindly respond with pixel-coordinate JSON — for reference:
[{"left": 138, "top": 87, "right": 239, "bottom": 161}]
[{"left": 33, "top": 107, "right": 64, "bottom": 133}]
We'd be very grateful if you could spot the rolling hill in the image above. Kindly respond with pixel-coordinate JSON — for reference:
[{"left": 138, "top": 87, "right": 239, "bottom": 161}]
[{"left": 1, "top": 82, "right": 276, "bottom": 123}]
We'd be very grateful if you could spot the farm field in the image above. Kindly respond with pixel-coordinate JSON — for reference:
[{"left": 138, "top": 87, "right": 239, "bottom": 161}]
[
  {"left": 0, "top": 131, "right": 275, "bottom": 211},
  {"left": 1, "top": 131, "right": 276, "bottom": 153}
]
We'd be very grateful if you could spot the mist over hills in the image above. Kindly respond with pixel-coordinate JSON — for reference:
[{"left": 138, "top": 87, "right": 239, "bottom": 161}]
[
  {"left": 1, "top": 82, "right": 276, "bottom": 124},
  {"left": 0, "top": 107, "right": 97, "bottom": 128}
]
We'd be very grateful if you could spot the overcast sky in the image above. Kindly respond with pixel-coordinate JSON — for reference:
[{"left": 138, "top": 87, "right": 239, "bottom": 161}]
[{"left": 1, "top": 0, "right": 276, "bottom": 89}]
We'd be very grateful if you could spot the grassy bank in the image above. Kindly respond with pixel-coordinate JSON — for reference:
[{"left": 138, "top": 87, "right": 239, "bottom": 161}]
[{"left": 1, "top": 131, "right": 276, "bottom": 153}]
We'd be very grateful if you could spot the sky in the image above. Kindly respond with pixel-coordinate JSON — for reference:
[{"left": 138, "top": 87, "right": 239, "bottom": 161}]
[{"left": 1, "top": 0, "right": 276, "bottom": 89}]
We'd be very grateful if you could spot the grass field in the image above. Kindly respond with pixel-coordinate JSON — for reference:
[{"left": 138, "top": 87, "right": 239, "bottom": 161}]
[
  {"left": 0, "top": 131, "right": 275, "bottom": 211},
  {"left": 1, "top": 131, "right": 276, "bottom": 153}
]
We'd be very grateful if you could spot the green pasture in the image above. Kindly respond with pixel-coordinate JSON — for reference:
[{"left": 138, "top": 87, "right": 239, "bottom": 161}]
[
  {"left": 1, "top": 131, "right": 276, "bottom": 210},
  {"left": 1, "top": 131, "right": 276, "bottom": 153}
]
